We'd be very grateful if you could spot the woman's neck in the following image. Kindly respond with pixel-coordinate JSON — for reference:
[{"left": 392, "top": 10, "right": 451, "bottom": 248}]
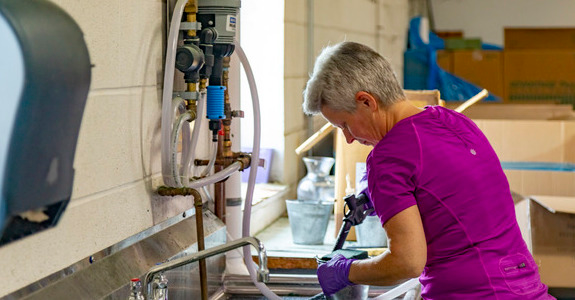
[{"left": 384, "top": 100, "right": 424, "bottom": 129}]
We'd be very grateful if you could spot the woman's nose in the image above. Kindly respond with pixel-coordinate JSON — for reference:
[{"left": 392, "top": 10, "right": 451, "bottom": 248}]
[{"left": 343, "top": 130, "right": 355, "bottom": 144}]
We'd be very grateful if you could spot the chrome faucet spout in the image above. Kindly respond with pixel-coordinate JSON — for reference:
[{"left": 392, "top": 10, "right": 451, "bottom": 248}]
[{"left": 142, "top": 236, "right": 268, "bottom": 299}]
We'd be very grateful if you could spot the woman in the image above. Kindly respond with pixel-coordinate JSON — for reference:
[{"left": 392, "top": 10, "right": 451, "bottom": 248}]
[{"left": 302, "top": 41, "right": 553, "bottom": 299}]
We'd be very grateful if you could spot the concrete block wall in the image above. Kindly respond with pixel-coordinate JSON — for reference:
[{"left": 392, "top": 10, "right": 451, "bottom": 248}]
[
  {"left": 0, "top": 1, "right": 166, "bottom": 296},
  {"left": 283, "top": 0, "right": 409, "bottom": 199},
  {"left": 0, "top": 0, "right": 411, "bottom": 296}
]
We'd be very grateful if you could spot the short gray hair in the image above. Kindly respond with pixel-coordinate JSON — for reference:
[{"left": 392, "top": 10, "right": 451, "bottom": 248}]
[{"left": 303, "top": 42, "right": 405, "bottom": 115}]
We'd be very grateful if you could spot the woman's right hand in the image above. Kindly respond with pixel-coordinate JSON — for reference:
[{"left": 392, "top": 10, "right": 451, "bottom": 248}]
[{"left": 317, "top": 254, "right": 356, "bottom": 296}]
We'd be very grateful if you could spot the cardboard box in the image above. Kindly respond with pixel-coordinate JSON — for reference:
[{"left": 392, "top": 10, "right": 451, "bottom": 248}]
[
  {"left": 436, "top": 50, "right": 453, "bottom": 72},
  {"left": 504, "top": 169, "right": 575, "bottom": 197},
  {"left": 452, "top": 50, "right": 503, "bottom": 98},
  {"left": 504, "top": 50, "right": 575, "bottom": 103},
  {"left": 505, "top": 28, "right": 575, "bottom": 50},
  {"left": 473, "top": 119, "right": 575, "bottom": 163},
  {"left": 515, "top": 195, "right": 575, "bottom": 287},
  {"left": 473, "top": 119, "right": 575, "bottom": 199},
  {"left": 443, "top": 103, "right": 575, "bottom": 120},
  {"left": 433, "top": 30, "right": 463, "bottom": 40}
]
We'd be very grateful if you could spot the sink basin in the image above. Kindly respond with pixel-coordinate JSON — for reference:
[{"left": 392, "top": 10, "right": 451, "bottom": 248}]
[{"left": 206, "top": 274, "right": 407, "bottom": 300}]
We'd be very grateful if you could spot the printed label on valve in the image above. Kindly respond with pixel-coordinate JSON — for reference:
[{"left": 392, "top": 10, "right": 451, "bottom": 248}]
[{"left": 227, "top": 15, "right": 236, "bottom": 32}]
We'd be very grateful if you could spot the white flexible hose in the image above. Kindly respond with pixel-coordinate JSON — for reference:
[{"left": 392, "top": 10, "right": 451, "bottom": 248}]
[
  {"left": 172, "top": 112, "right": 192, "bottom": 187},
  {"left": 201, "top": 140, "right": 218, "bottom": 177},
  {"left": 187, "top": 161, "right": 242, "bottom": 189},
  {"left": 234, "top": 41, "right": 281, "bottom": 300},
  {"left": 372, "top": 278, "right": 421, "bottom": 300},
  {"left": 161, "top": 0, "right": 188, "bottom": 187},
  {"left": 183, "top": 92, "right": 207, "bottom": 182},
  {"left": 198, "top": 140, "right": 218, "bottom": 202},
  {"left": 174, "top": 98, "right": 192, "bottom": 181}
]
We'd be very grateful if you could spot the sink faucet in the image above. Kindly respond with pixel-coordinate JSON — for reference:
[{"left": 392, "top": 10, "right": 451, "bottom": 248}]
[{"left": 141, "top": 236, "right": 269, "bottom": 299}]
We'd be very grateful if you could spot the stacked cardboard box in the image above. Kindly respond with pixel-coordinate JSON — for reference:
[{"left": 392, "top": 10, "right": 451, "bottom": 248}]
[
  {"left": 452, "top": 50, "right": 503, "bottom": 98},
  {"left": 476, "top": 118, "right": 575, "bottom": 288},
  {"left": 515, "top": 195, "right": 575, "bottom": 288},
  {"left": 504, "top": 28, "right": 575, "bottom": 103},
  {"left": 474, "top": 119, "right": 575, "bottom": 197},
  {"left": 435, "top": 49, "right": 504, "bottom": 99}
]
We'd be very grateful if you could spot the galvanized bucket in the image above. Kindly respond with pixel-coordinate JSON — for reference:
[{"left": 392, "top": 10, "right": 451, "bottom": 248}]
[
  {"left": 285, "top": 200, "right": 333, "bottom": 245},
  {"left": 355, "top": 215, "right": 388, "bottom": 247}
]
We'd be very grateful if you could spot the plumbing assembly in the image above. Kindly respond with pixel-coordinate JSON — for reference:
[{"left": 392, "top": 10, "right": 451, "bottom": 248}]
[{"left": 152, "top": 0, "right": 280, "bottom": 299}]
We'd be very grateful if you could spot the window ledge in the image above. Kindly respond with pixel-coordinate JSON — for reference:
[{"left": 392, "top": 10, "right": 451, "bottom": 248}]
[{"left": 241, "top": 182, "right": 290, "bottom": 235}]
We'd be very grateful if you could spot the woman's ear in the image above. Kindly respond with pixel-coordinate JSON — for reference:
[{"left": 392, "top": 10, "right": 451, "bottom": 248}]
[{"left": 355, "top": 91, "right": 379, "bottom": 112}]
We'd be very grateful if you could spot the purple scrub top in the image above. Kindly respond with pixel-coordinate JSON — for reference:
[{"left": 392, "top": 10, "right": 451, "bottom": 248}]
[{"left": 366, "top": 106, "right": 554, "bottom": 299}]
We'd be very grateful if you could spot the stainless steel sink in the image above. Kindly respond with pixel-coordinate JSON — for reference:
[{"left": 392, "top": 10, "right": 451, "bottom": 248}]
[{"left": 207, "top": 274, "right": 403, "bottom": 300}]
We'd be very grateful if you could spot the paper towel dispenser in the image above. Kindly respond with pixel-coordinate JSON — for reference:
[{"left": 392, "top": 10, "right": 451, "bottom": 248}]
[{"left": 0, "top": 0, "right": 91, "bottom": 246}]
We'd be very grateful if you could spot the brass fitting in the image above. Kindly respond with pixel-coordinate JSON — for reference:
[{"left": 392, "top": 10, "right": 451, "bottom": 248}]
[
  {"left": 187, "top": 82, "right": 197, "bottom": 92},
  {"left": 235, "top": 153, "right": 252, "bottom": 171},
  {"left": 199, "top": 78, "right": 207, "bottom": 91},
  {"left": 186, "top": 82, "right": 198, "bottom": 119},
  {"left": 194, "top": 152, "right": 252, "bottom": 171},
  {"left": 186, "top": 100, "right": 197, "bottom": 121},
  {"left": 185, "top": 0, "right": 198, "bottom": 37}
]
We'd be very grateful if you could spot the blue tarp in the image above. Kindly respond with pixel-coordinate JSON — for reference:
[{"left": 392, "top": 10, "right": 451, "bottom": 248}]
[
  {"left": 404, "top": 17, "right": 502, "bottom": 101},
  {"left": 501, "top": 161, "right": 575, "bottom": 172}
]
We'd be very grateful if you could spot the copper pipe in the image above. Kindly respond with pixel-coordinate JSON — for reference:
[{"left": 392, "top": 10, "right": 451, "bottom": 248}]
[
  {"left": 156, "top": 186, "right": 207, "bottom": 300},
  {"left": 214, "top": 132, "right": 226, "bottom": 221},
  {"left": 222, "top": 57, "right": 233, "bottom": 161},
  {"left": 195, "top": 154, "right": 252, "bottom": 171},
  {"left": 193, "top": 191, "right": 208, "bottom": 300},
  {"left": 214, "top": 57, "right": 235, "bottom": 223}
]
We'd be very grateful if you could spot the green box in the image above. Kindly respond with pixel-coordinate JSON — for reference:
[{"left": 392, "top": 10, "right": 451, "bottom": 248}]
[{"left": 444, "top": 38, "right": 482, "bottom": 50}]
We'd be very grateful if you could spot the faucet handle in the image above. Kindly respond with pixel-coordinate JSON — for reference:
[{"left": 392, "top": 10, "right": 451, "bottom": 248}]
[
  {"left": 151, "top": 272, "right": 169, "bottom": 300},
  {"left": 128, "top": 278, "right": 145, "bottom": 300}
]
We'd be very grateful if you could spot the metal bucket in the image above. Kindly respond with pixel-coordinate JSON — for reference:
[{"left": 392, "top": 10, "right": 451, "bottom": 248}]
[
  {"left": 327, "top": 284, "right": 369, "bottom": 300},
  {"left": 355, "top": 215, "right": 387, "bottom": 247},
  {"left": 285, "top": 200, "right": 333, "bottom": 245}
]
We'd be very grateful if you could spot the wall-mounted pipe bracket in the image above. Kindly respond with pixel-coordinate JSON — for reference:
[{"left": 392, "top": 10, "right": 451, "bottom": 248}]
[
  {"left": 173, "top": 91, "right": 199, "bottom": 100},
  {"left": 180, "top": 21, "right": 202, "bottom": 31}
]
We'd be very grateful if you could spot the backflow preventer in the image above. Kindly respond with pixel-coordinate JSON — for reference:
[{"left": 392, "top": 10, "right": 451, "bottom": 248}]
[{"left": 174, "top": 0, "right": 240, "bottom": 141}]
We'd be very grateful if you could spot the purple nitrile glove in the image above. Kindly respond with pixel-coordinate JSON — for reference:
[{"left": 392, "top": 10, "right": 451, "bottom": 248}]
[{"left": 317, "top": 254, "right": 356, "bottom": 296}]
